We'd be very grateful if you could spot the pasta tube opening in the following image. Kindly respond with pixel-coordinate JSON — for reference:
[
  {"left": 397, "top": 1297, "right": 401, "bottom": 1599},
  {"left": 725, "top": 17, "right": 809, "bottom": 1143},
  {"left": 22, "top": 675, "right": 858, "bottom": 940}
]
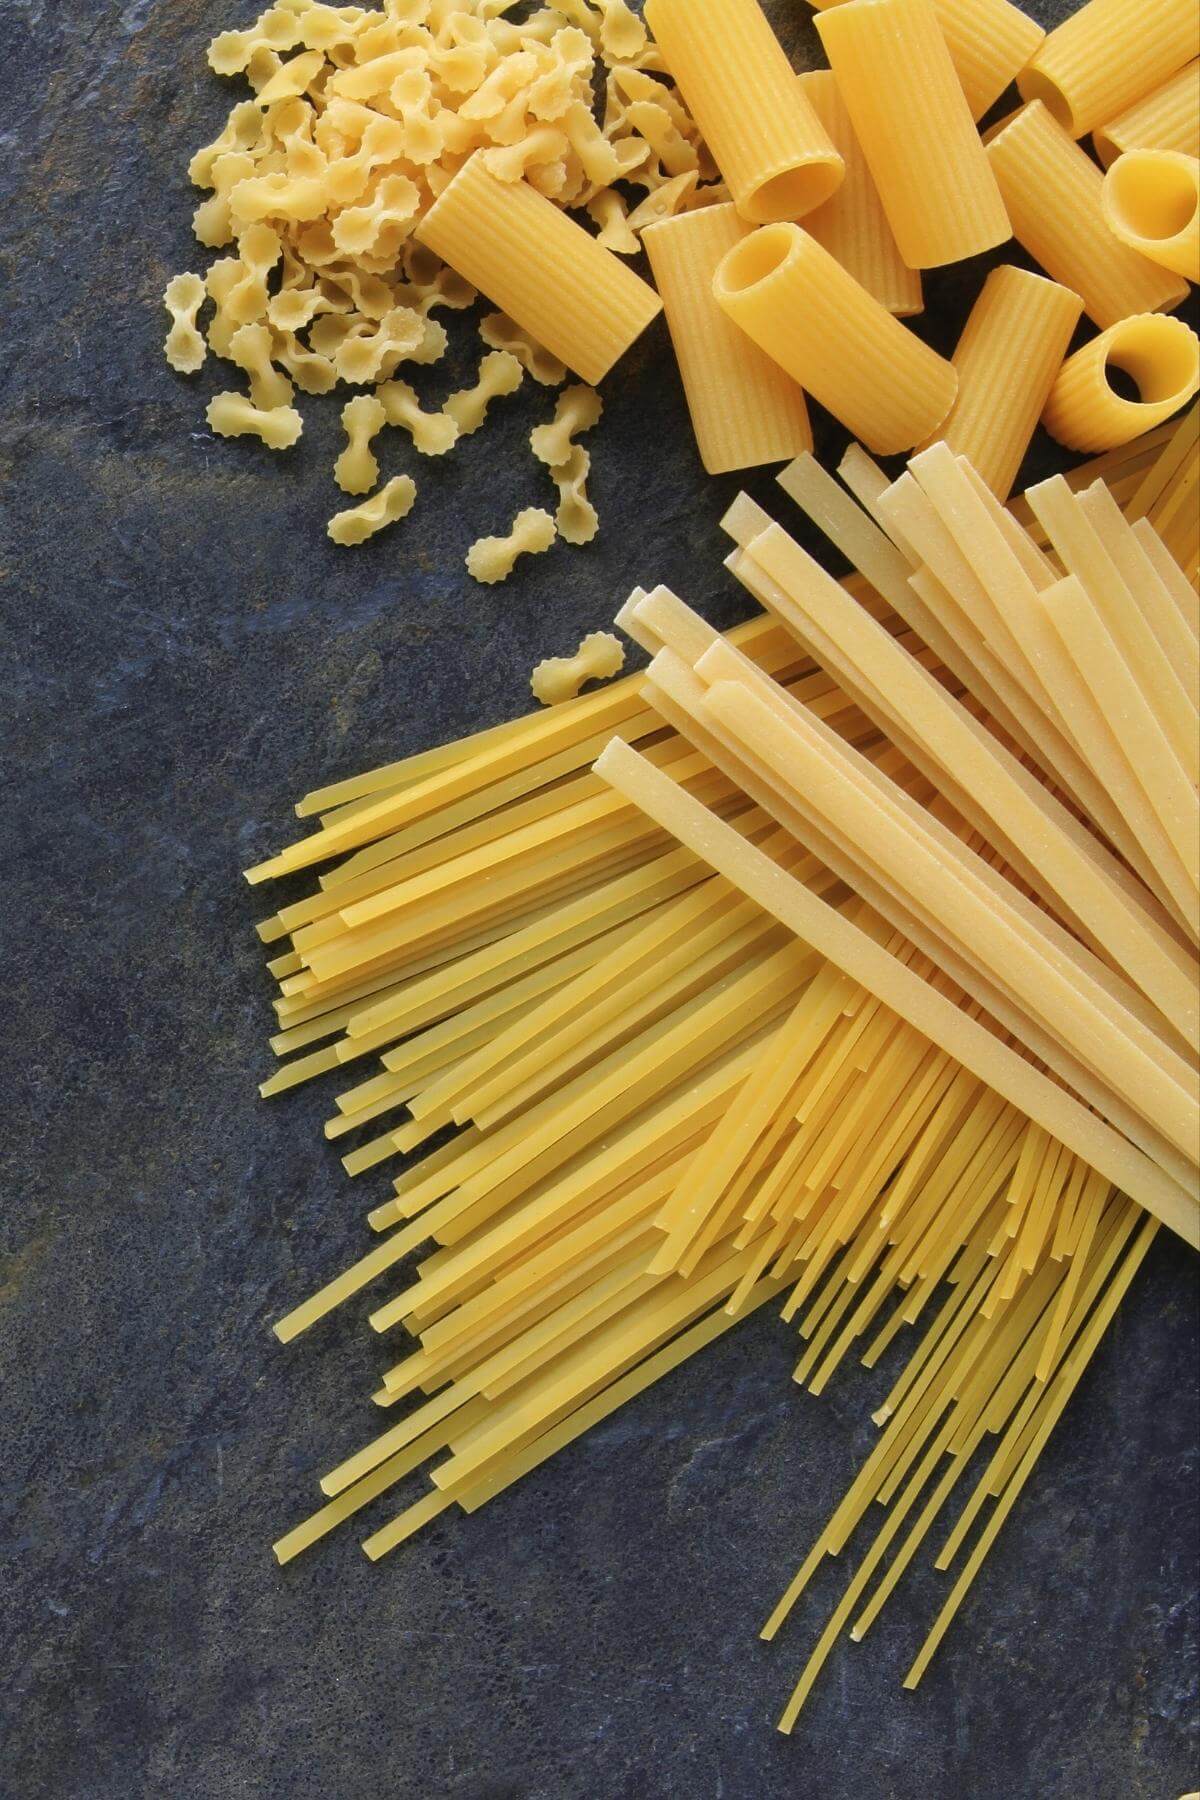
[
  {"left": 716, "top": 223, "right": 797, "bottom": 294},
  {"left": 1105, "top": 152, "right": 1198, "bottom": 243},
  {"left": 1103, "top": 316, "right": 1200, "bottom": 409}
]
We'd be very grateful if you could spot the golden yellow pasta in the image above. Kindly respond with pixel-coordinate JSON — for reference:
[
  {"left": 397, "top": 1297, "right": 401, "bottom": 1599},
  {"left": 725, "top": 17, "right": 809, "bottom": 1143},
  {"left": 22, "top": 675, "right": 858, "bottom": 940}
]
[
  {"left": 643, "top": 0, "right": 844, "bottom": 223},
  {"left": 334, "top": 395, "right": 387, "bottom": 495},
  {"left": 550, "top": 446, "right": 600, "bottom": 545},
  {"left": 798, "top": 71, "right": 923, "bottom": 318},
  {"left": 643, "top": 204, "right": 813, "bottom": 474},
  {"left": 478, "top": 314, "right": 568, "bottom": 388},
  {"left": 327, "top": 476, "right": 418, "bottom": 546},
  {"left": 416, "top": 152, "right": 662, "bottom": 387},
  {"left": 163, "top": 273, "right": 207, "bottom": 374},
  {"left": 1017, "top": 0, "right": 1198, "bottom": 140},
  {"left": 713, "top": 224, "right": 957, "bottom": 455},
  {"left": 919, "top": 267, "right": 1084, "bottom": 498},
  {"left": 444, "top": 351, "right": 525, "bottom": 437},
  {"left": 1093, "top": 59, "right": 1200, "bottom": 167},
  {"left": 1102, "top": 150, "right": 1200, "bottom": 282},
  {"left": 986, "top": 101, "right": 1189, "bottom": 328},
  {"left": 228, "top": 322, "right": 293, "bottom": 411},
  {"left": 529, "top": 386, "right": 604, "bottom": 469},
  {"left": 815, "top": 0, "right": 1011, "bottom": 270},
  {"left": 805, "top": 0, "right": 1045, "bottom": 122},
  {"left": 531, "top": 633, "right": 626, "bottom": 706},
  {"left": 466, "top": 507, "right": 558, "bottom": 584},
  {"left": 206, "top": 391, "right": 302, "bottom": 449},
  {"left": 1042, "top": 313, "right": 1200, "bottom": 452},
  {"left": 376, "top": 381, "right": 460, "bottom": 456}
]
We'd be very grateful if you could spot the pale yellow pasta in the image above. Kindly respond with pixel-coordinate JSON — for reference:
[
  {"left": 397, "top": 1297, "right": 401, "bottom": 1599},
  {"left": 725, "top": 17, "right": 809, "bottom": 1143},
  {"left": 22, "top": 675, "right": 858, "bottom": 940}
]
[
  {"left": 1017, "top": 0, "right": 1198, "bottom": 141},
  {"left": 918, "top": 267, "right": 1084, "bottom": 499},
  {"left": 798, "top": 72, "right": 922, "bottom": 319},
  {"left": 1042, "top": 313, "right": 1200, "bottom": 452},
  {"left": 986, "top": 101, "right": 1189, "bottom": 328},
  {"left": 478, "top": 313, "right": 568, "bottom": 387},
  {"left": 531, "top": 632, "right": 625, "bottom": 705},
  {"left": 206, "top": 391, "right": 303, "bottom": 449},
  {"left": 327, "top": 476, "right": 418, "bottom": 546},
  {"left": 815, "top": 0, "right": 1010, "bottom": 271},
  {"left": 444, "top": 351, "right": 525, "bottom": 436},
  {"left": 228, "top": 322, "right": 293, "bottom": 410},
  {"left": 466, "top": 507, "right": 557, "bottom": 584},
  {"left": 415, "top": 152, "right": 661, "bottom": 385},
  {"left": 713, "top": 224, "right": 957, "bottom": 456},
  {"left": 334, "top": 395, "right": 387, "bottom": 494},
  {"left": 376, "top": 380, "right": 460, "bottom": 455},
  {"left": 530, "top": 385, "right": 603, "bottom": 468},
  {"left": 643, "top": 0, "right": 844, "bottom": 223},
  {"left": 1102, "top": 151, "right": 1200, "bottom": 282},
  {"left": 163, "top": 273, "right": 207, "bottom": 374},
  {"left": 1093, "top": 59, "right": 1200, "bottom": 167},
  {"left": 805, "top": 0, "right": 1045, "bottom": 123},
  {"left": 551, "top": 445, "right": 600, "bottom": 545},
  {"left": 643, "top": 203, "right": 811, "bottom": 475}
]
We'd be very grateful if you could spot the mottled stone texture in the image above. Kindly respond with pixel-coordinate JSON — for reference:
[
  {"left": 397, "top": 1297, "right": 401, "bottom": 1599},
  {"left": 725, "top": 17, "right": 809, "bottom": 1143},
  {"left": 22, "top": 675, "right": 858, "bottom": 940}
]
[{"left": 1, "top": 2, "right": 1196, "bottom": 1797}]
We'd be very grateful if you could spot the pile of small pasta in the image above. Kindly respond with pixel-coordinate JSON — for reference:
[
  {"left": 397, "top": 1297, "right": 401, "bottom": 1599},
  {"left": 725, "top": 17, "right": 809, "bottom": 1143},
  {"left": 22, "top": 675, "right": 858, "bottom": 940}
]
[
  {"left": 246, "top": 402, "right": 1198, "bottom": 1728},
  {"left": 164, "top": 0, "right": 729, "bottom": 573}
]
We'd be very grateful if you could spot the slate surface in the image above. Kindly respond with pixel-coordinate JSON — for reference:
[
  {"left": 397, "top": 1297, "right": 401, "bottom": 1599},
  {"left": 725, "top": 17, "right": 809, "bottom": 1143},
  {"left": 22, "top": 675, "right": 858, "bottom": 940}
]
[{"left": 2, "top": 2, "right": 1197, "bottom": 1796}]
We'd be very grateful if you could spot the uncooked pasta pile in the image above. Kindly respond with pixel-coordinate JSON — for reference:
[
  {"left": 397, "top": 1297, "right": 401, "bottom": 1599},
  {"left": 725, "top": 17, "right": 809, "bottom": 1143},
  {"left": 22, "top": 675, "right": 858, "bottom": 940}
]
[{"left": 246, "top": 406, "right": 1198, "bottom": 1725}]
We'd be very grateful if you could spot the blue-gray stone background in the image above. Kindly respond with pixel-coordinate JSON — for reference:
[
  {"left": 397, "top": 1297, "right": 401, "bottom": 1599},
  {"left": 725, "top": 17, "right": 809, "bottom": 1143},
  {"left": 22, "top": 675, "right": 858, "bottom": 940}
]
[{"left": 2, "top": 1, "right": 1197, "bottom": 1796}]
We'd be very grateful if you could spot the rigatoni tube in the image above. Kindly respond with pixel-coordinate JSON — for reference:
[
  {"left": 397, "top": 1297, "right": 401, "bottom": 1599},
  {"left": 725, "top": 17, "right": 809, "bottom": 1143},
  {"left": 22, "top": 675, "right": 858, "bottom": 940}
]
[
  {"left": 1017, "top": 0, "right": 1198, "bottom": 141},
  {"left": 986, "top": 102, "right": 1189, "bottom": 329},
  {"left": 1042, "top": 314, "right": 1200, "bottom": 452},
  {"left": 798, "top": 70, "right": 923, "bottom": 318},
  {"left": 1093, "top": 59, "right": 1200, "bottom": 168},
  {"left": 642, "top": 205, "right": 811, "bottom": 476},
  {"left": 815, "top": 0, "right": 1011, "bottom": 270},
  {"left": 644, "top": 0, "right": 843, "bottom": 224},
  {"left": 803, "top": 0, "right": 1045, "bottom": 123},
  {"left": 919, "top": 267, "right": 1084, "bottom": 499},
  {"left": 1102, "top": 151, "right": 1200, "bottom": 283},
  {"left": 415, "top": 153, "right": 661, "bottom": 386},
  {"left": 712, "top": 223, "right": 957, "bottom": 455}
]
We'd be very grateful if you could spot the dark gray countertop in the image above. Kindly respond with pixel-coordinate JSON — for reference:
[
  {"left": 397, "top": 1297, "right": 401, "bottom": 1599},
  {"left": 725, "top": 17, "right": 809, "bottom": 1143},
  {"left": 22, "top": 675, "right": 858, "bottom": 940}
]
[{"left": 2, "top": 3, "right": 1197, "bottom": 1796}]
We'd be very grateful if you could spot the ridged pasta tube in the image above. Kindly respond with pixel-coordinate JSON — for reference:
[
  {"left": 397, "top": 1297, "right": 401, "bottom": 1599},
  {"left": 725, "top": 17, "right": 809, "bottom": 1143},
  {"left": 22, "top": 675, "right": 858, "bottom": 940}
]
[
  {"left": 815, "top": 0, "right": 1011, "bottom": 270},
  {"left": 986, "top": 101, "right": 1189, "bottom": 328},
  {"left": 804, "top": 0, "right": 1045, "bottom": 122},
  {"left": 416, "top": 152, "right": 661, "bottom": 386},
  {"left": 1017, "top": 0, "right": 1198, "bottom": 141},
  {"left": 1102, "top": 151, "right": 1200, "bottom": 282},
  {"left": 712, "top": 224, "right": 957, "bottom": 455},
  {"left": 643, "top": 0, "right": 844, "bottom": 224},
  {"left": 1093, "top": 59, "right": 1200, "bottom": 168},
  {"left": 1042, "top": 314, "right": 1200, "bottom": 452},
  {"left": 643, "top": 203, "right": 812, "bottom": 474},
  {"left": 918, "top": 267, "right": 1084, "bottom": 498}
]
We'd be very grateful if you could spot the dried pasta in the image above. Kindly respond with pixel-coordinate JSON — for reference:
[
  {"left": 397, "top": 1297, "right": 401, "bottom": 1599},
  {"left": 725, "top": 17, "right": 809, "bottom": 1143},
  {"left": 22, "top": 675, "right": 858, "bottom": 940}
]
[
  {"left": 416, "top": 152, "right": 662, "bottom": 386},
  {"left": 327, "top": 476, "right": 417, "bottom": 546},
  {"left": 377, "top": 381, "right": 460, "bottom": 456},
  {"left": 643, "top": 203, "right": 812, "bottom": 474},
  {"left": 444, "top": 351, "right": 525, "bottom": 437},
  {"left": 1017, "top": 0, "right": 1198, "bottom": 140},
  {"left": 1101, "top": 150, "right": 1200, "bottom": 282},
  {"left": 918, "top": 266, "right": 1084, "bottom": 498},
  {"left": 478, "top": 314, "right": 568, "bottom": 388},
  {"left": 644, "top": 0, "right": 844, "bottom": 223},
  {"left": 713, "top": 224, "right": 957, "bottom": 455},
  {"left": 1042, "top": 313, "right": 1200, "bottom": 452},
  {"left": 531, "top": 632, "right": 626, "bottom": 705},
  {"left": 1093, "top": 59, "right": 1200, "bottom": 168},
  {"left": 334, "top": 394, "right": 387, "bottom": 495},
  {"left": 551, "top": 446, "right": 600, "bottom": 545},
  {"left": 815, "top": 0, "right": 1011, "bottom": 270},
  {"left": 163, "top": 273, "right": 207, "bottom": 374},
  {"left": 798, "top": 71, "right": 922, "bottom": 320},
  {"left": 986, "top": 101, "right": 1189, "bottom": 328},
  {"left": 466, "top": 507, "right": 557, "bottom": 584},
  {"left": 804, "top": 0, "right": 1046, "bottom": 123},
  {"left": 530, "top": 386, "right": 604, "bottom": 469}
]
